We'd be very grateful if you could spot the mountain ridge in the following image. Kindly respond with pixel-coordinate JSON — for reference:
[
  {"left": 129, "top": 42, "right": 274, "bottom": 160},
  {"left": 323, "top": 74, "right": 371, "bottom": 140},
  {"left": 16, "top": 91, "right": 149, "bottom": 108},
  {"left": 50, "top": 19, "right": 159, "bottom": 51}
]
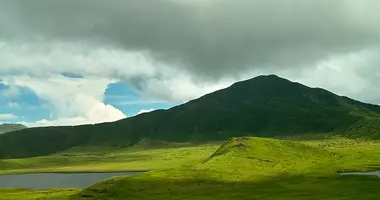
[
  {"left": 0, "top": 124, "right": 27, "bottom": 134},
  {"left": 1, "top": 74, "right": 380, "bottom": 159}
]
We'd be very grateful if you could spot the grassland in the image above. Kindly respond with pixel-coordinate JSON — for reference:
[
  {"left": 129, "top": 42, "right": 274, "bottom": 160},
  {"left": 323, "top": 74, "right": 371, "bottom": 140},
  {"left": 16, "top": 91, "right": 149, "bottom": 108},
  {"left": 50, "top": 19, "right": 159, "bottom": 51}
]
[
  {"left": 0, "top": 141, "right": 221, "bottom": 175},
  {"left": 0, "top": 189, "right": 78, "bottom": 200},
  {"left": 1, "top": 137, "right": 380, "bottom": 199}
]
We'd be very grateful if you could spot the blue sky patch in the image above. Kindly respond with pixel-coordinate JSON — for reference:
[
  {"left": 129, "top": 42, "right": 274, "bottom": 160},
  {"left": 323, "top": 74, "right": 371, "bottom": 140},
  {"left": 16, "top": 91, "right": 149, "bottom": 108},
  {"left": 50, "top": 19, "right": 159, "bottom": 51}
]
[
  {"left": 104, "top": 82, "right": 174, "bottom": 116},
  {"left": 0, "top": 83, "right": 50, "bottom": 123}
]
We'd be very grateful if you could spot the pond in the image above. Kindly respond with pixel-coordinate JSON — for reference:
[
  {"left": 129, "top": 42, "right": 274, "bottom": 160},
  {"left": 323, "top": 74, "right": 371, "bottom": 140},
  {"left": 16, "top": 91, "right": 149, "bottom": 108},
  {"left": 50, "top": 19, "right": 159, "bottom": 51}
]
[
  {"left": 340, "top": 171, "right": 380, "bottom": 177},
  {"left": 0, "top": 172, "right": 144, "bottom": 189}
]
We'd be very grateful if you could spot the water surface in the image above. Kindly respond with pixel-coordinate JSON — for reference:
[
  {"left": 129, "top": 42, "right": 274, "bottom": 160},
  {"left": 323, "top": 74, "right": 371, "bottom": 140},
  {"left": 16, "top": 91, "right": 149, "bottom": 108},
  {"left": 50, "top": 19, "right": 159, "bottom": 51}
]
[
  {"left": 0, "top": 172, "right": 143, "bottom": 189},
  {"left": 340, "top": 171, "right": 380, "bottom": 177}
]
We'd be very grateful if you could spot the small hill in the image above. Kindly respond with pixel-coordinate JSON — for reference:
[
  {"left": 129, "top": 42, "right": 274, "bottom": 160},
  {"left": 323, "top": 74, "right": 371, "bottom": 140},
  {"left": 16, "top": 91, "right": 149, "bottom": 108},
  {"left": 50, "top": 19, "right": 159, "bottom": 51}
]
[
  {"left": 1, "top": 75, "right": 380, "bottom": 159},
  {"left": 204, "top": 137, "right": 326, "bottom": 164},
  {"left": 199, "top": 137, "right": 332, "bottom": 179},
  {"left": 0, "top": 124, "right": 27, "bottom": 134}
]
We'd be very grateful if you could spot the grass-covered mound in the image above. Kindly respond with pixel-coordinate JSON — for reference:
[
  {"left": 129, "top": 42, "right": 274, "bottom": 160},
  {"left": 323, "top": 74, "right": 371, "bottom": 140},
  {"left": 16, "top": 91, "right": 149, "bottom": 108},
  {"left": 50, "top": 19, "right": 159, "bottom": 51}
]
[
  {"left": 205, "top": 137, "right": 327, "bottom": 163},
  {"left": 201, "top": 137, "right": 331, "bottom": 178}
]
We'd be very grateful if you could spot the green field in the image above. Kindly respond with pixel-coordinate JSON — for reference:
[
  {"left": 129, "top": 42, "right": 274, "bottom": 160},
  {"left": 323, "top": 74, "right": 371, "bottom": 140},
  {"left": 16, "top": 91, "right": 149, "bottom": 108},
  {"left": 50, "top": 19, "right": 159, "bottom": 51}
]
[{"left": 1, "top": 136, "right": 380, "bottom": 200}]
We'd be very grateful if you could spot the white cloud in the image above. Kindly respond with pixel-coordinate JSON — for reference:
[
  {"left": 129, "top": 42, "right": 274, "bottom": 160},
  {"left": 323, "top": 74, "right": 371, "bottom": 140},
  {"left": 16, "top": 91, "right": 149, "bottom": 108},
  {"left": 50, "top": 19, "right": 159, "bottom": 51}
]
[
  {"left": 114, "top": 99, "right": 165, "bottom": 106},
  {"left": 1, "top": 74, "right": 126, "bottom": 127},
  {"left": 0, "top": 42, "right": 156, "bottom": 79},
  {"left": 283, "top": 49, "right": 380, "bottom": 105},
  {"left": 0, "top": 113, "right": 18, "bottom": 120},
  {"left": 0, "top": 41, "right": 235, "bottom": 103},
  {"left": 6, "top": 101, "right": 20, "bottom": 109},
  {"left": 19, "top": 115, "right": 115, "bottom": 128},
  {"left": 135, "top": 109, "right": 155, "bottom": 116}
]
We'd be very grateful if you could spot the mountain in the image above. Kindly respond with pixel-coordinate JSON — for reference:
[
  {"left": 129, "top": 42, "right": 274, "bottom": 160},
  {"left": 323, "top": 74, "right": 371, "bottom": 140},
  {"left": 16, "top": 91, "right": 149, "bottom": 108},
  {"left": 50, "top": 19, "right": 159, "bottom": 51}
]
[
  {"left": 1, "top": 74, "right": 380, "bottom": 159},
  {"left": 0, "top": 124, "right": 27, "bottom": 134}
]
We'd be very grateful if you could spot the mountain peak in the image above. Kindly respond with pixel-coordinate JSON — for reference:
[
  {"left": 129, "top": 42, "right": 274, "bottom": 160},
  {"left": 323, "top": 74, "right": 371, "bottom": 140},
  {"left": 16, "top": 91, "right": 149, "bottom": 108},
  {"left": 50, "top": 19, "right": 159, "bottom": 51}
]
[
  {"left": 199, "top": 74, "right": 306, "bottom": 105},
  {"left": 230, "top": 74, "right": 297, "bottom": 88},
  {"left": 254, "top": 74, "right": 281, "bottom": 79}
]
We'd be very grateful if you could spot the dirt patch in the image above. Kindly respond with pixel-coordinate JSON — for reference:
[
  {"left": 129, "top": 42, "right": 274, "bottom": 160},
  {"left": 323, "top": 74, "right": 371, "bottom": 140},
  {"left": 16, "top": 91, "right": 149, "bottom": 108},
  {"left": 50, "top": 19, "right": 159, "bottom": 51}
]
[
  {"left": 232, "top": 143, "right": 248, "bottom": 149},
  {"left": 235, "top": 137, "right": 249, "bottom": 143}
]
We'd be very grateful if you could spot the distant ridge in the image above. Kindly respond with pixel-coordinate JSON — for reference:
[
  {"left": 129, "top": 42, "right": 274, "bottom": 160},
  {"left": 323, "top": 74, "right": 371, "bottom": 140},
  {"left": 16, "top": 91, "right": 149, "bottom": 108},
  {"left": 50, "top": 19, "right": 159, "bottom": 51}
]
[
  {"left": 1, "top": 74, "right": 380, "bottom": 159},
  {"left": 0, "top": 124, "right": 27, "bottom": 134}
]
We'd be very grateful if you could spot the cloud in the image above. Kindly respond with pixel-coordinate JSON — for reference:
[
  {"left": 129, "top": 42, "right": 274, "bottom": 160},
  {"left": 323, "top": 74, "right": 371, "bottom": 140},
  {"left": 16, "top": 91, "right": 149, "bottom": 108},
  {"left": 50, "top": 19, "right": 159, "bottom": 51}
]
[
  {"left": 286, "top": 49, "right": 380, "bottom": 105},
  {"left": 0, "top": 113, "right": 18, "bottom": 120},
  {"left": 106, "top": 95, "right": 168, "bottom": 106},
  {"left": 19, "top": 115, "right": 115, "bottom": 128},
  {"left": 0, "top": 0, "right": 380, "bottom": 126},
  {"left": 0, "top": 41, "right": 234, "bottom": 103},
  {"left": 1, "top": 0, "right": 379, "bottom": 78},
  {"left": 6, "top": 101, "right": 20, "bottom": 109},
  {"left": 135, "top": 109, "right": 155, "bottom": 116},
  {"left": 1, "top": 75, "right": 126, "bottom": 126},
  {"left": 0, "top": 0, "right": 378, "bottom": 99}
]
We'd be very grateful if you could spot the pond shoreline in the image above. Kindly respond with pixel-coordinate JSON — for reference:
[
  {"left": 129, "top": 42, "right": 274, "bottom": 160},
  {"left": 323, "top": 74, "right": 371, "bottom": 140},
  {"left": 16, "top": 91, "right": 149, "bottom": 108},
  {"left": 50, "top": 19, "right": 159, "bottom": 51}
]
[
  {"left": 340, "top": 171, "right": 380, "bottom": 177},
  {"left": 0, "top": 169, "right": 149, "bottom": 176},
  {"left": 0, "top": 171, "right": 146, "bottom": 189}
]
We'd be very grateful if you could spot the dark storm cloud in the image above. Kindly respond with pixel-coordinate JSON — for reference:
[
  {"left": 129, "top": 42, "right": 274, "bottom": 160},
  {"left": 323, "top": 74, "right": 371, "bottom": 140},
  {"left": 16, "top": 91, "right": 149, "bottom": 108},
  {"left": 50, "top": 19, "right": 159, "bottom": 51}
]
[{"left": 1, "top": 0, "right": 380, "bottom": 79}]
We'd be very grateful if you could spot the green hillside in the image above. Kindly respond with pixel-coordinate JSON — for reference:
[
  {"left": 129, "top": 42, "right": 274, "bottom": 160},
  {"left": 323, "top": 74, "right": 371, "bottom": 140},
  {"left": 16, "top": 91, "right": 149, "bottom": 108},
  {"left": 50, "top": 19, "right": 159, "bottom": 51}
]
[
  {"left": 1, "top": 75, "right": 380, "bottom": 159},
  {"left": 0, "top": 124, "right": 27, "bottom": 135}
]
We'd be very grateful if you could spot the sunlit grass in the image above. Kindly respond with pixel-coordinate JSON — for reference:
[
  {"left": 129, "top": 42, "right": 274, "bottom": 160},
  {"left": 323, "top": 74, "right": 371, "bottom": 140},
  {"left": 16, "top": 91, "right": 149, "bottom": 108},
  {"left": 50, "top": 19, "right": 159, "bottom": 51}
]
[
  {"left": 0, "top": 188, "right": 78, "bottom": 200},
  {"left": 0, "top": 142, "right": 221, "bottom": 175},
  {"left": 2, "top": 137, "right": 380, "bottom": 199}
]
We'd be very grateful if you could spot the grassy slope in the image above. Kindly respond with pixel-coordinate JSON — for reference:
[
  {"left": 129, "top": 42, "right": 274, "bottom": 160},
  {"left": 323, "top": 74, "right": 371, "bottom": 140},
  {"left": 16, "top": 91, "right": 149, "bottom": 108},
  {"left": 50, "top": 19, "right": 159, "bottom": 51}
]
[
  {"left": 0, "top": 189, "right": 78, "bottom": 200},
  {"left": 0, "top": 141, "right": 221, "bottom": 175},
  {"left": 0, "top": 124, "right": 26, "bottom": 134},
  {"left": 2, "top": 137, "right": 380, "bottom": 200}
]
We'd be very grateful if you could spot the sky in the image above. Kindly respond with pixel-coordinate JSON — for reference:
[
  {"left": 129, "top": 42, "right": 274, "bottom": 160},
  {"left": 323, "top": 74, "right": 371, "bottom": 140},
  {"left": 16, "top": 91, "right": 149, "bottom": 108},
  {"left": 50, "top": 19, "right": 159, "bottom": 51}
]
[{"left": 0, "top": 0, "right": 380, "bottom": 127}]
